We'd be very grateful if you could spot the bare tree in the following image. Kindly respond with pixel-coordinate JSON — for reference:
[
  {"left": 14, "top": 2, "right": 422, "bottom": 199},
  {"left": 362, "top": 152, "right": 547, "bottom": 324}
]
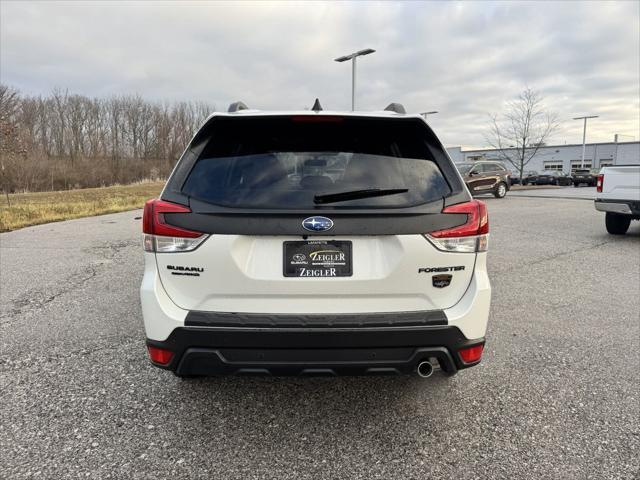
[
  {"left": 486, "top": 87, "right": 559, "bottom": 184},
  {"left": 0, "top": 85, "right": 21, "bottom": 122},
  {"left": 0, "top": 83, "right": 215, "bottom": 192}
]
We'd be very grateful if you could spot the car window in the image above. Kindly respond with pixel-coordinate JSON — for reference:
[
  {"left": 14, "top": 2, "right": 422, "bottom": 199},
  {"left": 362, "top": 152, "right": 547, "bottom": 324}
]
[
  {"left": 456, "top": 163, "right": 474, "bottom": 175},
  {"left": 182, "top": 116, "right": 452, "bottom": 209}
]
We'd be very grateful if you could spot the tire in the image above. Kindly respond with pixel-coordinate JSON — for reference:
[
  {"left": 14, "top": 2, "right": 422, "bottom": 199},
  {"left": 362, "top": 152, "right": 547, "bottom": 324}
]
[
  {"left": 574, "top": 182, "right": 579, "bottom": 187},
  {"left": 493, "top": 182, "right": 508, "bottom": 198},
  {"left": 605, "top": 213, "right": 631, "bottom": 235}
]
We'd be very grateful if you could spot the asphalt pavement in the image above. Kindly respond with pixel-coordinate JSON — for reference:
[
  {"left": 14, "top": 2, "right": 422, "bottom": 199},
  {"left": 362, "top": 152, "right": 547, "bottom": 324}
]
[
  {"left": 509, "top": 186, "right": 597, "bottom": 200},
  {"left": 1, "top": 196, "right": 639, "bottom": 479}
]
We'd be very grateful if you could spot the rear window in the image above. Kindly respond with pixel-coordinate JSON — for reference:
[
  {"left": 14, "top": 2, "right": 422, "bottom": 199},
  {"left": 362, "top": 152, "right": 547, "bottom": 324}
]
[{"left": 181, "top": 116, "right": 451, "bottom": 209}]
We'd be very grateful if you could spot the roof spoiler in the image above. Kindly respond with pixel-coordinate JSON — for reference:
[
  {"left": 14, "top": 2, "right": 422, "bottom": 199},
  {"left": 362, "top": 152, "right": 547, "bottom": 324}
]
[
  {"left": 228, "top": 101, "right": 249, "bottom": 113},
  {"left": 384, "top": 103, "right": 406, "bottom": 114}
]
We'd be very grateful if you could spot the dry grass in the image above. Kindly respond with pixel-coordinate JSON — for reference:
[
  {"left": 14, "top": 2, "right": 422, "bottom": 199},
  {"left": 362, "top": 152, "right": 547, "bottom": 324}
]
[{"left": 0, "top": 182, "right": 164, "bottom": 233}]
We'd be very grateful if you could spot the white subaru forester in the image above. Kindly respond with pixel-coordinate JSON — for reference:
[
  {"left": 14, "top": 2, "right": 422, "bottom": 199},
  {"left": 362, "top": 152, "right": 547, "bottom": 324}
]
[{"left": 140, "top": 102, "right": 491, "bottom": 378}]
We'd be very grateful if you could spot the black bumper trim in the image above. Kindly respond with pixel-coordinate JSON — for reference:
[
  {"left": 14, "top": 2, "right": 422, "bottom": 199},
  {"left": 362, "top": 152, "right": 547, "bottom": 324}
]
[
  {"left": 185, "top": 310, "right": 448, "bottom": 328},
  {"left": 147, "top": 325, "right": 484, "bottom": 377}
]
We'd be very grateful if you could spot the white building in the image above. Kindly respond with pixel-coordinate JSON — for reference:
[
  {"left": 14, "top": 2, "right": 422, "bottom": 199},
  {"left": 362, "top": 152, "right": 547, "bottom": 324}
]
[{"left": 446, "top": 141, "right": 639, "bottom": 173}]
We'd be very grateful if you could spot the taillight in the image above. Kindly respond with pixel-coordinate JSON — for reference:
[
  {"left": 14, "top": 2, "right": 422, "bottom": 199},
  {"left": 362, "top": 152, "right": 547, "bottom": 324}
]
[
  {"left": 458, "top": 344, "right": 484, "bottom": 364},
  {"left": 142, "top": 199, "right": 208, "bottom": 253},
  {"left": 425, "top": 200, "right": 489, "bottom": 253},
  {"left": 147, "top": 345, "right": 174, "bottom": 365},
  {"left": 596, "top": 174, "right": 604, "bottom": 193}
]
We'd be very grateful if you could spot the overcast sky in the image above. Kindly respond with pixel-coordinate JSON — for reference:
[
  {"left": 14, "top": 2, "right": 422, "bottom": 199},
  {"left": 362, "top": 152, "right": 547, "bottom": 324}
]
[{"left": 1, "top": 1, "right": 638, "bottom": 147}]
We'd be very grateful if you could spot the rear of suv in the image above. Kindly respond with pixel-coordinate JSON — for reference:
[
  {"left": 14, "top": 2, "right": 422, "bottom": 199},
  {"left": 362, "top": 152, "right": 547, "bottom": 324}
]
[{"left": 140, "top": 103, "right": 491, "bottom": 378}]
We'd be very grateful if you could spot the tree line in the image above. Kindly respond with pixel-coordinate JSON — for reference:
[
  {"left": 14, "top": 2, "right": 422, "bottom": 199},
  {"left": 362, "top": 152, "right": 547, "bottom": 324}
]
[{"left": 0, "top": 84, "right": 214, "bottom": 192}]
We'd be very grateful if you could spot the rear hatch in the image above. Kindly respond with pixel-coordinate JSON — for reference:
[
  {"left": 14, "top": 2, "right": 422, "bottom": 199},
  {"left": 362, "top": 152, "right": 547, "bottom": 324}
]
[{"left": 148, "top": 114, "right": 484, "bottom": 314}]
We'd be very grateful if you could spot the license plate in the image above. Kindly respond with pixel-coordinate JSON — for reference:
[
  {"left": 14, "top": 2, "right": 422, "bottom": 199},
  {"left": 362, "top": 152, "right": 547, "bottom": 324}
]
[{"left": 283, "top": 240, "right": 352, "bottom": 277}]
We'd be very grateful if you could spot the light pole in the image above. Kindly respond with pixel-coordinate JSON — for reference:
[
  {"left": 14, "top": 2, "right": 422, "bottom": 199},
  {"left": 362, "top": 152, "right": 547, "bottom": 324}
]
[
  {"left": 573, "top": 115, "right": 598, "bottom": 168},
  {"left": 334, "top": 48, "right": 376, "bottom": 111},
  {"left": 420, "top": 111, "right": 438, "bottom": 120}
]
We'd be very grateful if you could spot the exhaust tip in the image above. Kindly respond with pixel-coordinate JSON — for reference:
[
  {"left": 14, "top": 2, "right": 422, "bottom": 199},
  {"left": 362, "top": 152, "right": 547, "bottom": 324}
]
[{"left": 417, "top": 361, "right": 434, "bottom": 378}]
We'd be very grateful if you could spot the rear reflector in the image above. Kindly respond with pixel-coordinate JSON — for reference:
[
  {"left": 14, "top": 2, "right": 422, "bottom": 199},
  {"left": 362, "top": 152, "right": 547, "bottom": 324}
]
[
  {"left": 425, "top": 200, "right": 489, "bottom": 253},
  {"left": 147, "top": 345, "right": 174, "bottom": 365},
  {"left": 142, "top": 199, "right": 208, "bottom": 253},
  {"left": 596, "top": 174, "right": 604, "bottom": 193},
  {"left": 458, "top": 344, "right": 484, "bottom": 364}
]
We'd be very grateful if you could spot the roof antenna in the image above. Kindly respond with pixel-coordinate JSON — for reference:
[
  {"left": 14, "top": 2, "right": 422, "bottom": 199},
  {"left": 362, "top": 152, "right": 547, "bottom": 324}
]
[
  {"left": 384, "top": 103, "right": 406, "bottom": 114},
  {"left": 311, "top": 98, "right": 323, "bottom": 112},
  {"left": 228, "top": 101, "right": 248, "bottom": 113}
]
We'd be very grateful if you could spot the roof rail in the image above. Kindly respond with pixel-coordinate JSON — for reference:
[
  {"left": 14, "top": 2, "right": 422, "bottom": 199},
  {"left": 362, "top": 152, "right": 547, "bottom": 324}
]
[
  {"left": 311, "top": 98, "right": 323, "bottom": 112},
  {"left": 384, "top": 103, "right": 406, "bottom": 114},
  {"left": 228, "top": 101, "right": 249, "bottom": 113}
]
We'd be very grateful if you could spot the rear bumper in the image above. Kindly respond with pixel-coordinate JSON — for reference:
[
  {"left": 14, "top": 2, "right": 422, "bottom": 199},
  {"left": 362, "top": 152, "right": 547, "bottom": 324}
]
[
  {"left": 147, "top": 325, "right": 484, "bottom": 377},
  {"left": 595, "top": 199, "right": 640, "bottom": 216}
]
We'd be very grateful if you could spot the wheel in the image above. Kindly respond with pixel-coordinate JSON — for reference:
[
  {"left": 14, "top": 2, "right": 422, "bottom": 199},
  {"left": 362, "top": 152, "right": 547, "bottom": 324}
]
[
  {"left": 574, "top": 182, "right": 579, "bottom": 187},
  {"left": 605, "top": 213, "right": 631, "bottom": 235},
  {"left": 522, "top": 180, "right": 528, "bottom": 186},
  {"left": 493, "top": 182, "right": 508, "bottom": 198}
]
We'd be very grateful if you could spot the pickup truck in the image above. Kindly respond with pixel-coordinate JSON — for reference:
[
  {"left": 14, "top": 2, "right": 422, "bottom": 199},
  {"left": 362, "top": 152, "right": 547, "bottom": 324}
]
[{"left": 594, "top": 165, "right": 640, "bottom": 234}]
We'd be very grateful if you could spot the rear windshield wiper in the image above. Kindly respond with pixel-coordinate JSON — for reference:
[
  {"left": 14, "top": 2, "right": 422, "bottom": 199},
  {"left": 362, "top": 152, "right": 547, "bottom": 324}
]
[{"left": 313, "top": 188, "right": 409, "bottom": 205}]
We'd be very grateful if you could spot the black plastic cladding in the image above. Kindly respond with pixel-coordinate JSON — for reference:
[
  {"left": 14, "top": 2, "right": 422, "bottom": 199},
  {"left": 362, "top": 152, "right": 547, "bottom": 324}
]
[
  {"left": 160, "top": 115, "right": 471, "bottom": 235},
  {"left": 185, "top": 310, "right": 448, "bottom": 328},
  {"left": 146, "top": 325, "right": 485, "bottom": 376},
  {"left": 164, "top": 209, "right": 467, "bottom": 236}
]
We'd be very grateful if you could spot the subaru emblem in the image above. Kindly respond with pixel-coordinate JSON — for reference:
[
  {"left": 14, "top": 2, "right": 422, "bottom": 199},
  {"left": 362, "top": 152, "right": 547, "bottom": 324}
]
[{"left": 302, "top": 216, "right": 334, "bottom": 232}]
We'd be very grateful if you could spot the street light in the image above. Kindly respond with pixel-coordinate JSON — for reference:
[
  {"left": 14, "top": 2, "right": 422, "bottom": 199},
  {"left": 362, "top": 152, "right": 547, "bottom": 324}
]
[
  {"left": 334, "top": 48, "right": 376, "bottom": 111},
  {"left": 573, "top": 115, "right": 599, "bottom": 168},
  {"left": 420, "top": 111, "right": 438, "bottom": 120}
]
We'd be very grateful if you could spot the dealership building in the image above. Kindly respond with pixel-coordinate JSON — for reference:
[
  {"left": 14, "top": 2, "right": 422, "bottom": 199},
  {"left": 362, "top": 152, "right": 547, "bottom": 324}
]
[{"left": 446, "top": 140, "right": 639, "bottom": 173}]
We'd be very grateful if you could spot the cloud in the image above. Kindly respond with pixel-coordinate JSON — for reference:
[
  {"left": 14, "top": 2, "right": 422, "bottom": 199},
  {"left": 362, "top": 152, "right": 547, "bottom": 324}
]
[{"left": 1, "top": 0, "right": 638, "bottom": 147}]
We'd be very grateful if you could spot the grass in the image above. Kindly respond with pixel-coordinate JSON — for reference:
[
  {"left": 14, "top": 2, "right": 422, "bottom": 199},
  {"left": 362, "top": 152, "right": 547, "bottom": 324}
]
[{"left": 0, "top": 182, "right": 164, "bottom": 233}]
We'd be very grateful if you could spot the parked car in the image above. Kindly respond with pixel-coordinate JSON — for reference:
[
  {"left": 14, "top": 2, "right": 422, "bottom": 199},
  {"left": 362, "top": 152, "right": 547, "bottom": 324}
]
[
  {"left": 456, "top": 161, "right": 511, "bottom": 198},
  {"left": 140, "top": 102, "right": 491, "bottom": 378},
  {"left": 572, "top": 168, "right": 598, "bottom": 187},
  {"left": 533, "top": 170, "right": 573, "bottom": 186},
  {"left": 513, "top": 170, "right": 538, "bottom": 185},
  {"left": 594, "top": 165, "right": 640, "bottom": 234}
]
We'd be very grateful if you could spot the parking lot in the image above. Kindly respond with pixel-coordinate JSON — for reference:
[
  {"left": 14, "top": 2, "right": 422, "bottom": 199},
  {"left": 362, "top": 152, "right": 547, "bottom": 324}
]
[
  {"left": 1, "top": 195, "right": 639, "bottom": 479},
  {"left": 509, "top": 186, "right": 598, "bottom": 200}
]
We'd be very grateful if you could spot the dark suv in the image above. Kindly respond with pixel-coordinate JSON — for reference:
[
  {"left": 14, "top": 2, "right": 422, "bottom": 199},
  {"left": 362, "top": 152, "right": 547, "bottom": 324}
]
[
  {"left": 456, "top": 161, "right": 511, "bottom": 198},
  {"left": 573, "top": 168, "right": 598, "bottom": 187}
]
